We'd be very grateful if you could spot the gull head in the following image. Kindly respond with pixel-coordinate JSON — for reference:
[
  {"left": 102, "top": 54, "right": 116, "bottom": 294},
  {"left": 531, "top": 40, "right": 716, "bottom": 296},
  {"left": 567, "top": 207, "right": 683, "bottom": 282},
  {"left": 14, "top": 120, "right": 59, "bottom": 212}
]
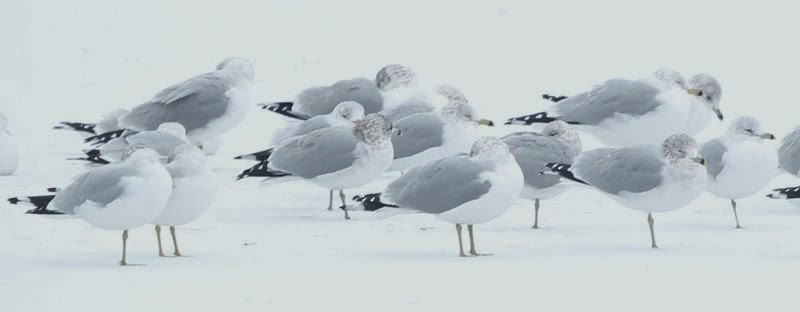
[
  {"left": 651, "top": 68, "right": 686, "bottom": 89},
  {"left": 662, "top": 134, "right": 704, "bottom": 165},
  {"left": 353, "top": 114, "right": 400, "bottom": 145},
  {"left": 435, "top": 85, "right": 468, "bottom": 104},
  {"left": 121, "top": 143, "right": 161, "bottom": 163},
  {"left": 331, "top": 101, "right": 365, "bottom": 122},
  {"left": 470, "top": 136, "right": 511, "bottom": 159},
  {"left": 727, "top": 116, "right": 775, "bottom": 141},
  {"left": 157, "top": 122, "right": 188, "bottom": 139},
  {"left": 216, "top": 57, "right": 255, "bottom": 82},
  {"left": 440, "top": 96, "right": 494, "bottom": 127},
  {"left": 543, "top": 120, "right": 582, "bottom": 152},
  {"left": 687, "top": 74, "right": 723, "bottom": 121},
  {"left": 375, "top": 64, "right": 417, "bottom": 91}
]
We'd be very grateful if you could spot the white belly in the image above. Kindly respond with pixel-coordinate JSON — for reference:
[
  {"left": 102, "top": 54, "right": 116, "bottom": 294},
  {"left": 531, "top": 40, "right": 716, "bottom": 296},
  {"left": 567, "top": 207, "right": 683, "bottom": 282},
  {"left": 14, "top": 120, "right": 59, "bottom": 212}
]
[
  {"left": 587, "top": 90, "right": 692, "bottom": 146},
  {"left": 613, "top": 165, "right": 706, "bottom": 213},
  {"left": 519, "top": 183, "right": 570, "bottom": 201},
  {"left": 187, "top": 84, "right": 250, "bottom": 143},
  {"left": 436, "top": 159, "right": 524, "bottom": 225},
  {"left": 683, "top": 99, "right": 712, "bottom": 135},
  {"left": 153, "top": 170, "right": 217, "bottom": 226},
  {"left": 310, "top": 142, "right": 394, "bottom": 190},
  {"left": 707, "top": 141, "right": 779, "bottom": 199}
]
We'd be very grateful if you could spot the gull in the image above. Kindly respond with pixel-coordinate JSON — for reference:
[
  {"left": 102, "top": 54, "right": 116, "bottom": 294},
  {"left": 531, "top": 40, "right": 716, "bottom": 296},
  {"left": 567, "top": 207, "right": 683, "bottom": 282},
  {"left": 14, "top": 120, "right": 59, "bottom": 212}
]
[
  {"left": 505, "top": 69, "right": 723, "bottom": 146},
  {"left": 778, "top": 126, "right": 800, "bottom": 176},
  {"left": 152, "top": 145, "right": 217, "bottom": 257},
  {"left": 544, "top": 134, "right": 707, "bottom": 248},
  {"left": 502, "top": 120, "right": 582, "bottom": 228},
  {"left": 74, "top": 122, "right": 189, "bottom": 164},
  {"left": 767, "top": 186, "right": 800, "bottom": 207},
  {"left": 389, "top": 88, "right": 494, "bottom": 172},
  {"left": 236, "top": 114, "right": 399, "bottom": 220},
  {"left": 259, "top": 64, "right": 418, "bottom": 119},
  {"left": 346, "top": 137, "right": 524, "bottom": 257},
  {"left": 0, "top": 113, "right": 18, "bottom": 175},
  {"left": 700, "top": 116, "right": 777, "bottom": 228},
  {"left": 7, "top": 145, "right": 173, "bottom": 265},
  {"left": 53, "top": 108, "right": 129, "bottom": 137},
  {"left": 87, "top": 57, "right": 254, "bottom": 145},
  {"left": 381, "top": 85, "right": 465, "bottom": 122}
]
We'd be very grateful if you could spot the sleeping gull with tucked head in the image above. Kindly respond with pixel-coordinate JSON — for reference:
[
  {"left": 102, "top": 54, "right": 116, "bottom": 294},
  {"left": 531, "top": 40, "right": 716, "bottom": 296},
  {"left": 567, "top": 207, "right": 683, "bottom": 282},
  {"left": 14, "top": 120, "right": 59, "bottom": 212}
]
[
  {"left": 236, "top": 114, "right": 399, "bottom": 220},
  {"left": 381, "top": 84, "right": 466, "bottom": 123},
  {"left": 506, "top": 69, "right": 723, "bottom": 146},
  {"left": 502, "top": 120, "right": 582, "bottom": 228},
  {"left": 544, "top": 134, "right": 708, "bottom": 248},
  {"left": 700, "top": 116, "right": 777, "bottom": 228},
  {"left": 7, "top": 144, "right": 173, "bottom": 265},
  {"left": 346, "top": 137, "right": 523, "bottom": 257}
]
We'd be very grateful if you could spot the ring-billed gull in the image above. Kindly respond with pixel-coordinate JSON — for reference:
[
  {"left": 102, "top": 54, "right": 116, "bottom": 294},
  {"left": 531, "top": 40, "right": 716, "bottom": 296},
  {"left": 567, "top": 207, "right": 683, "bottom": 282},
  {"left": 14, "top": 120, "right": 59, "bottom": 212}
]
[
  {"left": 0, "top": 113, "right": 18, "bottom": 175},
  {"left": 74, "top": 122, "right": 190, "bottom": 164},
  {"left": 259, "top": 64, "right": 418, "bottom": 118},
  {"left": 86, "top": 58, "right": 254, "bottom": 145},
  {"left": 382, "top": 85, "right": 465, "bottom": 122},
  {"left": 53, "top": 109, "right": 129, "bottom": 137},
  {"left": 152, "top": 145, "right": 217, "bottom": 257},
  {"left": 767, "top": 186, "right": 800, "bottom": 207},
  {"left": 502, "top": 120, "right": 582, "bottom": 228},
  {"left": 778, "top": 126, "right": 800, "bottom": 176},
  {"left": 346, "top": 137, "right": 523, "bottom": 257},
  {"left": 389, "top": 88, "right": 494, "bottom": 172},
  {"left": 544, "top": 134, "right": 707, "bottom": 248},
  {"left": 236, "top": 114, "right": 399, "bottom": 220},
  {"left": 505, "top": 70, "right": 723, "bottom": 146},
  {"left": 7, "top": 144, "right": 173, "bottom": 265},
  {"left": 700, "top": 116, "right": 777, "bottom": 228}
]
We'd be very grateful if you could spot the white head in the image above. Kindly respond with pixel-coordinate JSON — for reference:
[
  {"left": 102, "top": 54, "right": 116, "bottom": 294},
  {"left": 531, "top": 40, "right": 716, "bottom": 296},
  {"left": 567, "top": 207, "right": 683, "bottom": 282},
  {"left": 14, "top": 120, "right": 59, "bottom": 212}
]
[
  {"left": 353, "top": 114, "right": 401, "bottom": 145},
  {"left": 438, "top": 92, "right": 494, "bottom": 127},
  {"left": 121, "top": 143, "right": 161, "bottom": 163},
  {"left": 0, "top": 113, "right": 7, "bottom": 131},
  {"left": 687, "top": 74, "right": 723, "bottom": 121},
  {"left": 726, "top": 116, "right": 776, "bottom": 141},
  {"left": 157, "top": 122, "right": 188, "bottom": 138},
  {"left": 651, "top": 68, "right": 687, "bottom": 89},
  {"left": 216, "top": 57, "right": 255, "bottom": 82},
  {"left": 542, "top": 120, "right": 582, "bottom": 153},
  {"left": 168, "top": 144, "right": 205, "bottom": 163},
  {"left": 330, "top": 101, "right": 365, "bottom": 122},
  {"left": 661, "top": 134, "right": 705, "bottom": 165},
  {"left": 375, "top": 64, "right": 417, "bottom": 91},
  {"left": 470, "top": 136, "right": 512, "bottom": 160}
]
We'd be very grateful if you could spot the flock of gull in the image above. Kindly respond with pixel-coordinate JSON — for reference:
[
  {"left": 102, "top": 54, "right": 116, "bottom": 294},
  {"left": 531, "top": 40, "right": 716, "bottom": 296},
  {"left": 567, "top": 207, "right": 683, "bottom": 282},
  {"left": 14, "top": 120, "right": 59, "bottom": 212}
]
[{"left": 2, "top": 57, "right": 800, "bottom": 264}]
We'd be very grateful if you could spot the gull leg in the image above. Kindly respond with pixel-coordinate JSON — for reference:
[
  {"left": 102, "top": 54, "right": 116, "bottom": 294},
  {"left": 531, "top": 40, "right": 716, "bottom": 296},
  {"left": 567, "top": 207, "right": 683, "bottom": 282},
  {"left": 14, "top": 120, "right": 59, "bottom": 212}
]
[
  {"left": 120, "top": 229, "right": 129, "bottom": 266},
  {"left": 648, "top": 213, "right": 657, "bottom": 249},
  {"left": 532, "top": 199, "right": 541, "bottom": 229},
  {"left": 731, "top": 199, "right": 742, "bottom": 229},
  {"left": 468, "top": 224, "right": 493, "bottom": 256},
  {"left": 155, "top": 225, "right": 166, "bottom": 257},
  {"left": 456, "top": 224, "right": 467, "bottom": 257},
  {"left": 339, "top": 190, "right": 350, "bottom": 220},
  {"left": 170, "top": 226, "right": 182, "bottom": 257},
  {"left": 327, "top": 190, "right": 334, "bottom": 211}
]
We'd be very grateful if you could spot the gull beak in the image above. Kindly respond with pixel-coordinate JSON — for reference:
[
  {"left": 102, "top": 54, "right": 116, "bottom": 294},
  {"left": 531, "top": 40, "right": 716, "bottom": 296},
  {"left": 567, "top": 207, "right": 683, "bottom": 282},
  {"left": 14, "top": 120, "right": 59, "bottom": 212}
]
[
  {"left": 687, "top": 88, "right": 703, "bottom": 96},
  {"left": 693, "top": 156, "right": 707, "bottom": 166},
  {"left": 713, "top": 106, "right": 724, "bottom": 121},
  {"left": 760, "top": 132, "right": 776, "bottom": 140},
  {"left": 477, "top": 119, "right": 495, "bottom": 127},
  {"left": 392, "top": 127, "right": 402, "bottom": 136}
]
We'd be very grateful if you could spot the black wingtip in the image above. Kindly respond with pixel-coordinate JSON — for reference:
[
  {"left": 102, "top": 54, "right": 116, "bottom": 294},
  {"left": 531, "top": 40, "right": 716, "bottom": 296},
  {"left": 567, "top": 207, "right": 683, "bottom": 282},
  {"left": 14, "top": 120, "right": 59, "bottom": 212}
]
[
  {"left": 544, "top": 163, "right": 590, "bottom": 186},
  {"left": 7, "top": 195, "right": 57, "bottom": 209},
  {"left": 233, "top": 148, "right": 274, "bottom": 162},
  {"left": 542, "top": 94, "right": 569, "bottom": 103},
  {"left": 84, "top": 129, "right": 126, "bottom": 145},
  {"left": 505, "top": 112, "right": 580, "bottom": 126},
  {"left": 259, "top": 101, "right": 310, "bottom": 120},
  {"left": 352, "top": 193, "right": 398, "bottom": 211},
  {"left": 25, "top": 207, "right": 65, "bottom": 215},
  {"left": 46, "top": 187, "right": 58, "bottom": 193},
  {"left": 235, "top": 160, "right": 291, "bottom": 180},
  {"left": 54, "top": 122, "right": 97, "bottom": 134}
]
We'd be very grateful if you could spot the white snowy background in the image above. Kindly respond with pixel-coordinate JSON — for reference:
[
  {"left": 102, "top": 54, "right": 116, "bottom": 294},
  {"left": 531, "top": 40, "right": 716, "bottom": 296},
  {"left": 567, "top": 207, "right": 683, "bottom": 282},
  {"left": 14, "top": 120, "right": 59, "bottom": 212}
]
[{"left": 2, "top": 0, "right": 800, "bottom": 311}]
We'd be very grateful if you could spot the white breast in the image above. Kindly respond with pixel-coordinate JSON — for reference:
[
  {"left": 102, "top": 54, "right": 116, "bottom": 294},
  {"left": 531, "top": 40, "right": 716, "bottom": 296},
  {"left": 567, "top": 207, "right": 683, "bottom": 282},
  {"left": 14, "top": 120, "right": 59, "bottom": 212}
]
[
  {"left": 152, "top": 168, "right": 217, "bottom": 226},
  {"left": 310, "top": 141, "right": 394, "bottom": 190},
  {"left": 707, "top": 141, "right": 779, "bottom": 199},
  {"left": 187, "top": 83, "right": 251, "bottom": 143},
  {"left": 612, "top": 162, "right": 707, "bottom": 213}
]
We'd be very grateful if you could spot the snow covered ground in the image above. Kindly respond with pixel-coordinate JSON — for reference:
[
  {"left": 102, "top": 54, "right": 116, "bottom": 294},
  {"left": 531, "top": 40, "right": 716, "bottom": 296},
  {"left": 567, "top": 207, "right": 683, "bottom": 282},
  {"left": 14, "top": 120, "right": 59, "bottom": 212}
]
[{"left": 3, "top": 0, "right": 800, "bottom": 311}]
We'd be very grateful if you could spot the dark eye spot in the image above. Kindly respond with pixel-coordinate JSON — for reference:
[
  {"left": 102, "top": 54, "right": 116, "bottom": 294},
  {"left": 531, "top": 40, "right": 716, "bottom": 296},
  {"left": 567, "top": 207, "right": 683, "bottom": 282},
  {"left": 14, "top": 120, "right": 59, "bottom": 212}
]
[{"left": 706, "top": 95, "right": 712, "bottom": 101}]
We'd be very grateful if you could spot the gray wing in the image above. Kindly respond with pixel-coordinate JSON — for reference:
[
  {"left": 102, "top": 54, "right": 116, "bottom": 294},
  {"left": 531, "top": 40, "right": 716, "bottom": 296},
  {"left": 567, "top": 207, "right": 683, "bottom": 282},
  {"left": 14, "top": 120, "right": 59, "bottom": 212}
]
[
  {"left": 384, "top": 155, "right": 492, "bottom": 214},
  {"left": 391, "top": 113, "right": 445, "bottom": 159},
  {"left": 383, "top": 98, "right": 435, "bottom": 122},
  {"left": 268, "top": 126, "right": 359, "bottom": 179},
  {"left": 574, "top": 145, "right": 665, "bottom": 195},
  {"left": 291, "top": 116, "right": 333, "bottom": 138},
  {"left": 48, "top": 164, "right": 133, "bottom": 214},
  {"left": 700, "top": 138, "right": 727, "bottom": 179},
  {"left": 118, "top": 74, "right": 230, "bottom": 133},
  {"left": 125, "top": 131, "right": 189, "bottom": 156},
  {"left": 555, "top": 79, "right": 663, "bottom": 125},
  {"left": 502, "top": 132, "right": 579, "bottom": 189},
  {"left": 295, "top": 78, "right": 383, "bottom": 116},
  {"left": 779, "top": 127, "right": 800, "bottom": 175}
]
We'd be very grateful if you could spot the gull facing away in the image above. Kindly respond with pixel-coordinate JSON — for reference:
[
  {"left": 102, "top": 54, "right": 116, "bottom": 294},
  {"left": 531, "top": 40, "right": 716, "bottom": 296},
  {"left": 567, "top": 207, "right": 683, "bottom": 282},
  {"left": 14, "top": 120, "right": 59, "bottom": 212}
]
[
  {"left": 544, "top": 134, "right": 707, "bottom": 248},
  {"left": 0, "top": 113, "right": 18, "bottom": 175},
  {"left": 153, "top": 145, "right": 217, "bottom": 257},
  {"left": 767, "top": 186, "right": 800, "bottom": 207},
  {"left": 74, "top": 122, "right": 190, "bottom": 164},
  {"left": 259, "top": 64, "right": 418, "bottom": 119},
  {"left": 700, "top": 116, "right": 777, "bottom": 228},
  {"left": 389, "top": 87, "right": 494, "bottom": 172},
  {"left": 778, "top": 126, "right": 800, "bottom": 176},
  {"left": 7, "top": 145, "right": 173, "bottom": 265},
  {"left": 502, "top": 120, "right": 582, "bottom": 228},
  {"left": 346, "top": 137, "right": 524, "bottom": 257},
  {"left": 87, "top": 57, "right": 254, "bottom": 145},
  {"left": 505, "top": 69, "right": 723, "bottom": 146},
  {"left": 236, "top": 114, "right": 399, "bottom": 220}
]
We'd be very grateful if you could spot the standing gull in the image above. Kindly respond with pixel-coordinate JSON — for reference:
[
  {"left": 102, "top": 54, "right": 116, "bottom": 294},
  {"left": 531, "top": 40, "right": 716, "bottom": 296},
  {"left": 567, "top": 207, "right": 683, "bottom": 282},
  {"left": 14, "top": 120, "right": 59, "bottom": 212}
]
[
  {"left": 87, "top": 57, "right": 254, "bottom": 145},
  {"left": 75, "top": 122, "right": 190, "bottom": 164},
  {"left": 778, "top": 126, "right": 800, "bottom": 176},
  {"left": 502, "top": 120, "right": 582, "bottom": 228},
  {"left": 259, "top": 64, "right": 418, "bottom": 118},
  {"left": 700, "top": 116, "right": 777, "bottom": 228},
  {"left": 0, "top": 113, "right": 18, "bottom": 175},
  {"left": 505, "top": 69, "right": 723, "bottom": 146},
  {"left": 545, "top": 134, "right": 707, "bottom": 248},
  {"left": 346, "top": 137, "right": 524, "bottom": 257},
  {"left": 7, "top": 145, "right": 173, "bottom": 265},
  {"left": 236, "top": 114, "right": 399, "bottom": 220},
  {"left": 153, "top": 145, "right": 217, "bottom": 257}
]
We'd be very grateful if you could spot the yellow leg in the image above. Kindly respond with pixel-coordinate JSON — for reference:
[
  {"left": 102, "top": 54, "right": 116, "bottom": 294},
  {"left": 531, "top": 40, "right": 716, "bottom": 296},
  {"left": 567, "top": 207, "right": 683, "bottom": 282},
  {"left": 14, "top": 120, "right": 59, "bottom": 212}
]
[{"left": 170, "top": 226, "right": 182, "bottom": 257}]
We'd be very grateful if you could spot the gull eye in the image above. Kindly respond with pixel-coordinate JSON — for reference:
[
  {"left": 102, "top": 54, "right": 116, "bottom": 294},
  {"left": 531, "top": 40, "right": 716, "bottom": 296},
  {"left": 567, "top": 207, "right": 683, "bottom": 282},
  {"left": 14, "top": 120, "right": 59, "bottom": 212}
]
[{"left": 706, "top": 95, "right": 712, "bottom": 101}]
